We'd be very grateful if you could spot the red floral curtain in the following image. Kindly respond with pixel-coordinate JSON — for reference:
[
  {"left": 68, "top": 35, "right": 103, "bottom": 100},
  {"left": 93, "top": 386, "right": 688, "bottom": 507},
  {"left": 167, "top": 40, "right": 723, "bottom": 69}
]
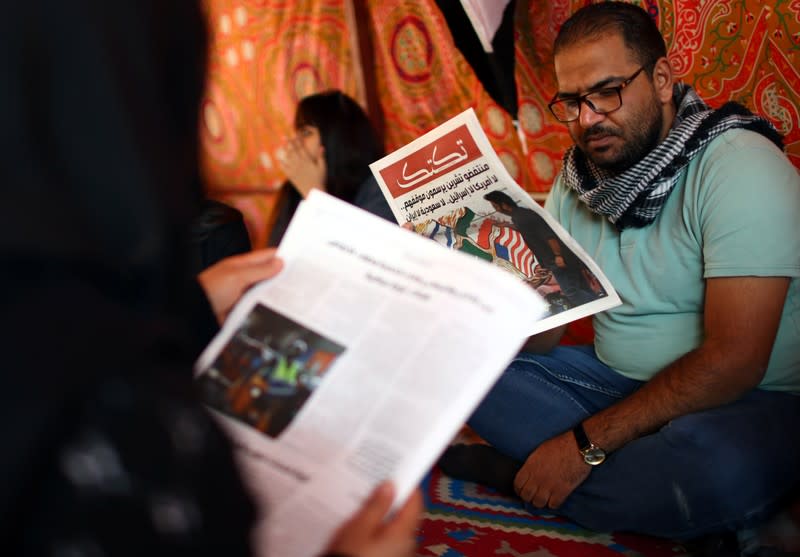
[
  {"left": 364, "top": 1, "right": 532, "bottom": 192},
  {"left": 200, "top": 0, "right": 363, "bottom": 247}
]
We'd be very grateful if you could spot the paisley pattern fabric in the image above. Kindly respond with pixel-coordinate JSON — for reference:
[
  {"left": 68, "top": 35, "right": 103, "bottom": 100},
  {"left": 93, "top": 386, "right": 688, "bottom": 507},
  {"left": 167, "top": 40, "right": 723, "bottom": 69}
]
[{"left": 201, "top": 0, "right": 800, "bottom": 246}]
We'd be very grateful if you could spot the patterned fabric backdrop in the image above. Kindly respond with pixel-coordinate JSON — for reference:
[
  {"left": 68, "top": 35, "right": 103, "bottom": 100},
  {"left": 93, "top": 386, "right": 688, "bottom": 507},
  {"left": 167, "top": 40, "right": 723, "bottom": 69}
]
[
  {"left": 199, "top": 0, "right": 363, "bottom": 247},
  {"left": 364, "top": 0, "right": 531, "bottom": 190},
  {"left": 201, "top": 0, "right": 800, "bottom": 247}
]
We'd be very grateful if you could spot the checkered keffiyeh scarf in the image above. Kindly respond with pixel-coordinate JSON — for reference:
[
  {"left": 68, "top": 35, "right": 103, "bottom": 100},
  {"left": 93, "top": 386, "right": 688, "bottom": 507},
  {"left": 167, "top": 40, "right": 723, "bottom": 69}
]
[{"left": 561, "top": 83, "right": 784, "bottom": 229}]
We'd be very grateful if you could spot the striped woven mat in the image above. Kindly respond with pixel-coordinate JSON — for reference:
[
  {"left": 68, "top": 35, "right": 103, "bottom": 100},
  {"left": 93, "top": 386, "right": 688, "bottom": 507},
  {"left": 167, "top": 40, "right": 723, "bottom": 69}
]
[{"left": 416, "top": 466, "right": 691, "bottom": 557}]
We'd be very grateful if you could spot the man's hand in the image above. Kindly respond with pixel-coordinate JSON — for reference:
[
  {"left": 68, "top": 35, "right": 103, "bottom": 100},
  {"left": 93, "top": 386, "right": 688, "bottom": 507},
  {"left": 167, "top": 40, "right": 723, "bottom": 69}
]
[
  {"left": 326, "top": 482, "right": 423, "bottom": 557},
  {"left": 513, "top": 431, "right": 590, "bottom": 509},
  {"left": 197, "top": 249, "right": 283, "bottom": 324},
  {"left": 519, "top": 325, "right": 567, "bottom": 354},
  {"left": 277, "top": 136, "right": 326, "bottom": 197}
]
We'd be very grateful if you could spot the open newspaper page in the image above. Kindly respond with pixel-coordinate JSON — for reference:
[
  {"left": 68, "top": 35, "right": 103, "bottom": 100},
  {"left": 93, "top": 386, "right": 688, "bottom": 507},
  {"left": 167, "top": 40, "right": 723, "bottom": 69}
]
[
  {"left": 369, "top": 108, "right": 620, "bottom": 333},
  {"left": 194, "top": 190, "right": 547, "bottom": 557}
]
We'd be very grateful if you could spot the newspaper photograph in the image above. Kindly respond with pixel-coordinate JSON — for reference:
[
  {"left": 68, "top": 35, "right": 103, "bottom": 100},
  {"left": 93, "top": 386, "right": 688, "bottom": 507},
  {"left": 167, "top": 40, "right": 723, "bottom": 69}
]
[
  {"left": 369, "top": 108, "right": 620, "bottom": 331},
  {"left": 194, "top": 190, "right": 548, "bottom": 557}
]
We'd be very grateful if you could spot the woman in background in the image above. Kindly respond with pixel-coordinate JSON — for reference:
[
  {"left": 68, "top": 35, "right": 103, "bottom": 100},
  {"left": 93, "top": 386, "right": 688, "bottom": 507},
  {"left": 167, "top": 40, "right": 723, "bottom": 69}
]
[{"left": 269, "top": 90, "right": 395, "bottom": 245}]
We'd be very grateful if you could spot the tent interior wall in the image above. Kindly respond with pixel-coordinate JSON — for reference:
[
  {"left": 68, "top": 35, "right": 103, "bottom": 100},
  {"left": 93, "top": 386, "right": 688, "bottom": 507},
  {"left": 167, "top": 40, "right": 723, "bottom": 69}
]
[{"left": 200, "top": 0, "right": 800, "bottom": 249}]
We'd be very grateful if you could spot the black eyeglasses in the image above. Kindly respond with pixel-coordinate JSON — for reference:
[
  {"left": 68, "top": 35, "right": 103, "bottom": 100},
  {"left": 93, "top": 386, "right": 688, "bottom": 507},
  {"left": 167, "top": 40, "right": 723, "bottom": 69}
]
[{"left": 548, "top": 67, "right": 645, "bottom": 123}]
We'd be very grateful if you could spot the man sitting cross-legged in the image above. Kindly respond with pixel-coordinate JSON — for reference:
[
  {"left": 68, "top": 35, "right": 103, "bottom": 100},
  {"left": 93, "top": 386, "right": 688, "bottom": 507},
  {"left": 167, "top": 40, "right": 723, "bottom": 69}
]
[{"left": 440, "top": 1, "right": 800, "bottom": 546}]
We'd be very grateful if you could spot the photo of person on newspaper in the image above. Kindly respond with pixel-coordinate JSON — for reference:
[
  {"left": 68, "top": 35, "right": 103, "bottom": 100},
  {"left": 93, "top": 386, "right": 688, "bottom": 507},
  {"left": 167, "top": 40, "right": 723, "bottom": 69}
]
[
  {"left": 196, "top": 304, "right": 345, "bottom": 437},
  {"left": 484, "top": 190, "right": 603, "bottom": 311},
  {"left": 411, "top": 197, "right": 603, "bottom": 317},
  {"left": 370, "top": 109, "right": 620, "bottom": 331}
]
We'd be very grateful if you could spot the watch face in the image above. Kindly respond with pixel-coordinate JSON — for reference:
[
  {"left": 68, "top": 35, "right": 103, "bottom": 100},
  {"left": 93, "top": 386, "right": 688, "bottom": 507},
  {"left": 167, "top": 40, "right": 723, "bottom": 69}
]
[{"left": 583, "top": 447, "right": 606, "bottom": 466}]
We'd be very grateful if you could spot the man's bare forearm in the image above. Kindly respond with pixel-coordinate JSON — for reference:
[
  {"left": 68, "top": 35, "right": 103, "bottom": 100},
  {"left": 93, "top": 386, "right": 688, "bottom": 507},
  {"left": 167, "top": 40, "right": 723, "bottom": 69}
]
[
  {"left": 582, "top": 341, "right": 766, "bottom": 453},
  {"left": 581, "top": 276, "right": 788, "bottom": 454}
]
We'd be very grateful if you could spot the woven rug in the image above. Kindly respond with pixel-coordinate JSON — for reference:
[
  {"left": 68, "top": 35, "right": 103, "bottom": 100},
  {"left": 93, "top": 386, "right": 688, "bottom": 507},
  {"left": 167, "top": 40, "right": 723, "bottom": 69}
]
[{"left": 416, "top": 466, "right": 691, "bottom": 557}]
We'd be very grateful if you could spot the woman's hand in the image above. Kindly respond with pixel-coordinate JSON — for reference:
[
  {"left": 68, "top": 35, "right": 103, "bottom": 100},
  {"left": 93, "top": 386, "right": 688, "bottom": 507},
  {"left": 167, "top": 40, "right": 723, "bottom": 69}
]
[
  {"left": 278, "top": 135, "right": 326, "bottom": 198},
  {"left": 324, "top": 482, "right": 423, "bottom": 557},
  {"left": 197, "top": 249, "right": 283, "bottom": 324}
]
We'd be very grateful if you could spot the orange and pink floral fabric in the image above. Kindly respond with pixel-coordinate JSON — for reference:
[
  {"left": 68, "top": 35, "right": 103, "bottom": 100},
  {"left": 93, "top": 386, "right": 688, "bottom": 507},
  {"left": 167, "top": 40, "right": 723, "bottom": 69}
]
[
  {"left": 364, "top": 1, "right": 532, "bottom": 190},
  {"left": 200, "top": 0, "right": 363, "bottom": 247}
]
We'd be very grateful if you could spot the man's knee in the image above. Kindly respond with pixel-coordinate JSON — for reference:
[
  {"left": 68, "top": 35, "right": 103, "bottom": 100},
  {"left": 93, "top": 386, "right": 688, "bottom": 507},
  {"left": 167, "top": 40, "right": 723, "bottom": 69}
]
[
  {"left": 651, "top": 410, "right": 800, "bottom": 531},
  {"left": 558, "top": 407, "right": 800, "bottom": 538},
  {"left": 662, "top": 403, "right": 800, "bottom": 481}
]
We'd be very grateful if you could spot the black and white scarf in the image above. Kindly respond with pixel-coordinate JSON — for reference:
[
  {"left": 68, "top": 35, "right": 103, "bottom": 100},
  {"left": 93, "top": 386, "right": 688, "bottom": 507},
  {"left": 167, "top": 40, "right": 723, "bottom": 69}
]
[{"left": 561, "top": 83, "right": 784, "bottom": 229}]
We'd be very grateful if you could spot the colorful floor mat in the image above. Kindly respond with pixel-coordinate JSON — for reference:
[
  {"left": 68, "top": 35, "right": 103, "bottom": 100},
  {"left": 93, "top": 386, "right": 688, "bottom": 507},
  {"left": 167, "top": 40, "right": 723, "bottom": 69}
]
[{"left": 417, "top": 466, "right": 691, "bottom": 557}]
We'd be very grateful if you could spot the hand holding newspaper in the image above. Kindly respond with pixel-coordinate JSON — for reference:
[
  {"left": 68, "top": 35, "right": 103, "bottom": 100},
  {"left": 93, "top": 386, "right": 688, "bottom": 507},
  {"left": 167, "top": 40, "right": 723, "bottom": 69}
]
[
  {"left": 194, "top": 191, "right": 548, "bottom": 557},
  {"left": 369, "top": 108, "right": 620, "bottom": 333}
]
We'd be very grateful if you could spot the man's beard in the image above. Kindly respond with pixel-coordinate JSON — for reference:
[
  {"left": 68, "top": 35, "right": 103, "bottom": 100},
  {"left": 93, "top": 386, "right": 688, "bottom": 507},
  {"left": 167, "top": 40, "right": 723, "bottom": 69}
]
[{"left": 577, "top": 100, "right": 664, "bottom": 173}]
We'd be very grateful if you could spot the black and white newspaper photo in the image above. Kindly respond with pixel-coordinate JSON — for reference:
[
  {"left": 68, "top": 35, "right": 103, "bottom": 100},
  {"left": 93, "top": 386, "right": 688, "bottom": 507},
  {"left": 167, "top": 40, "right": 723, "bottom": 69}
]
[
  {"left": 194, "top": 190, "right": 547, "bottom": 557},
  {"left": 369, "top": 108, "right": 621, "bottom": 330}
]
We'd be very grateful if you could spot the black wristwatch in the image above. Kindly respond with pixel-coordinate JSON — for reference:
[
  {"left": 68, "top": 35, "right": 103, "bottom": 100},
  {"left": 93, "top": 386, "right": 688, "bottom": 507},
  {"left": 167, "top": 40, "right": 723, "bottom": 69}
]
[{"left": 572, "top": 422, "right": 606, "bottom": 466}]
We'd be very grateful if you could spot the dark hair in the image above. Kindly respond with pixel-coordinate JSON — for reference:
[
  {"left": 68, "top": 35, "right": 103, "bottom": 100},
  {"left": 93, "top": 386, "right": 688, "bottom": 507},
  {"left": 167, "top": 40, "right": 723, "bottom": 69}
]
[
  {"left": 484, "top": 190, "right": 516, "bottom": 207},
  {"left": 554, "top": 2, "right": 666, "bottom": 73},
  {"left": 294, "top": 90, "right": 384, "bottom": 202}
]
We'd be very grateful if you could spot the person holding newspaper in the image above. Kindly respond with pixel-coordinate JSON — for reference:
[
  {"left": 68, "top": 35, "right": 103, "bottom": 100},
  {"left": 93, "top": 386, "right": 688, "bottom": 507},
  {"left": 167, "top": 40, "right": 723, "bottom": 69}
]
[
  {"left": 0, "top": 2, "right": 421, "bottom": 556},
  {"left": 440, "top": 1, "right": 800, "bottom": 548}
]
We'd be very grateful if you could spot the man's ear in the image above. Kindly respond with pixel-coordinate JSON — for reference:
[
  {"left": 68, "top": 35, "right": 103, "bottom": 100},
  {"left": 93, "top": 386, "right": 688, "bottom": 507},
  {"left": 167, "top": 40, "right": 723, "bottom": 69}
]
[{"left": 651, "top": 56, "right": 674, "bottom": 104}]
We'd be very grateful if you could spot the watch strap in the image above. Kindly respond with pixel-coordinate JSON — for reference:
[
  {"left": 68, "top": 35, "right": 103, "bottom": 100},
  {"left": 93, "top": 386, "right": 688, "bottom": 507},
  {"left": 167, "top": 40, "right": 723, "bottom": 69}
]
[{"left": 572, "top": 422, "right": 592, "bottom": 452}]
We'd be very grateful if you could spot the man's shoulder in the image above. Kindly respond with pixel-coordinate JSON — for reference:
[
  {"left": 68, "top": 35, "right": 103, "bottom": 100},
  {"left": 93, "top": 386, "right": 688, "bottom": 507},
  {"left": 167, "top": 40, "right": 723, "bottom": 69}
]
[
  {"left": 701, "top": 127, "right": 786, "bottom": 162},
  {"left": 679, "top": 126, "right": 800, "bottom": 242},
  {"left": 687, "top": 127, "right": 797, "bottom": 191}
]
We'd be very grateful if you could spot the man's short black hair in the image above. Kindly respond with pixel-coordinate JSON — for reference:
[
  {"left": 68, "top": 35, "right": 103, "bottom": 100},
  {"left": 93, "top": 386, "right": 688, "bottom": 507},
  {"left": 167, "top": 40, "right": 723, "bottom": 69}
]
[
  {"left": 554, "top": 2, "right": 667, "bottom": 73},
  {"left": 484, "top": 190, "right": 516, "bottom": 207}
]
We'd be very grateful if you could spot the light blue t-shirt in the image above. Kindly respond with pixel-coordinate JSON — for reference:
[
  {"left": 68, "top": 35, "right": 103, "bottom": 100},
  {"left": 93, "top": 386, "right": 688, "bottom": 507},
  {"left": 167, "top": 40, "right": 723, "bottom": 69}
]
[{"left": 546, "top": 129, "right": 800, "bottom": 392}]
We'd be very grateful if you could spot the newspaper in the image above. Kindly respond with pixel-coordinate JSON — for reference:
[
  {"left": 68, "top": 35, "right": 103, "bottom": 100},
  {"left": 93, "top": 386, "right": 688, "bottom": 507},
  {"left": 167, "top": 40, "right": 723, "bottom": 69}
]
[
  {"left": 369, "top": 108, "right": 620, "bottom": 333},
  {"left": 194, "top": 190, "right": 548, "bottom": 557}
]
